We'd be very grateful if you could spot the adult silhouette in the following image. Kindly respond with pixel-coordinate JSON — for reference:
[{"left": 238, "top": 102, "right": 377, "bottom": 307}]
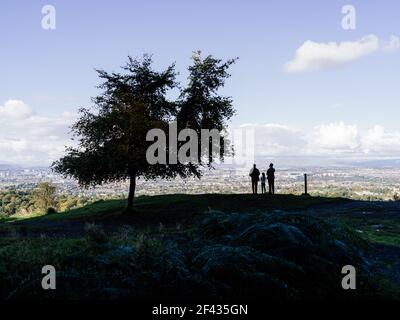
[
  {"left": 267, "top": 163, "right": 275, "bottom": 195},
  {"left": 249, "top": 164, "right": 260, "bottom": 194}
]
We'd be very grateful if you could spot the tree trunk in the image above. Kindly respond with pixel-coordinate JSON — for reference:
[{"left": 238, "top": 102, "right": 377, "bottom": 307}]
[{"left": 126, "top": 173, "right": 137, "bottom": 212}]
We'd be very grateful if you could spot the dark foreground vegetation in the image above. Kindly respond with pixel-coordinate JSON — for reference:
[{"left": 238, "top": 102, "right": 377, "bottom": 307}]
[{"left": 0, "top": 194, "right": 400, "bottom": 300}]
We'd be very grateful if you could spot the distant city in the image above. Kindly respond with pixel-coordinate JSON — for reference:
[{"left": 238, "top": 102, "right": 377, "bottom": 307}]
[{"left": 1, "top": 162, "right": 399, "bottom": 201}]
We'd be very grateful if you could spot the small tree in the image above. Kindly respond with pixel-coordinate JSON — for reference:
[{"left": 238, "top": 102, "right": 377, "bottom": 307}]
[
  {"left": 53, "top": 53, "right": 236, "bottom": 212},
  {"left": 33, "top": 182, "right": 57, "bottom": 212}
]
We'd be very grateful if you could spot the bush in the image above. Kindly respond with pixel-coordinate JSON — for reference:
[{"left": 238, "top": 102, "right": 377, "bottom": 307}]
[
  {"left": 46, "top": 207, "right": 57, "bottom": 215},
  {"left": 84, "top": 223, "right": 108, "bottom": 245}
]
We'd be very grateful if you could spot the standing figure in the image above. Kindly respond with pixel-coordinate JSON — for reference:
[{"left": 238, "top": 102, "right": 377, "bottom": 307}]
[
  {"left": 249, "top": 164, "right": 260, "bottom": 194},
  {"left": 267, "top": 163, "right": 275, "bottom": 195},
  {"left": 261, "top": 172, "right": 267, "bottom": 194}
]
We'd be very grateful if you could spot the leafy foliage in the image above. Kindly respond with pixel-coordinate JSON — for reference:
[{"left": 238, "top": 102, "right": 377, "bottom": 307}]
[
  {"left": 53, "top": 53, "right": 237, "bottom": 210},
  {"left": 0, "top": 188, "right": 92, "bottom": 218},
  {"left": 32, "top": 182, "right": 57, "bottom": 212},
  {"left": 0, "top": 190, "right": 33, "bottom": 217}
]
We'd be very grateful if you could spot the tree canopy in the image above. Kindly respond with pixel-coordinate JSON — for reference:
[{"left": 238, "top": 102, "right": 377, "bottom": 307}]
[
  {"left": 53, "top": 52, "right": 237, "bottom": 211},
  {"left": 33, "top": 182, "right": 57, "bottom": 212}
]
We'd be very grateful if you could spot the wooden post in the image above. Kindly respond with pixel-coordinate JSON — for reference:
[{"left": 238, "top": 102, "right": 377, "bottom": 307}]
[{"left": 304, "top": 174, "right": 308, "bottom": 195}]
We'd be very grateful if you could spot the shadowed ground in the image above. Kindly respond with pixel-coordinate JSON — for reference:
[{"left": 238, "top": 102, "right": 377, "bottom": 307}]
[
  {"left": 0, "top": 194, "right": 352, "bottom": 237},
  {"left": 0, "top": 194, "right": 399, "bottom": 300}
]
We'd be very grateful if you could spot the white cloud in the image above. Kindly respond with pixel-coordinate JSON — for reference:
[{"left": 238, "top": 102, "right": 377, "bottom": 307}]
[
  {"left": 0, "top": 100, "right": 76, "bottom": 166},
  {"left": 0, "top": 138, "right": 28, "bottom": 152},
  {"left": 311, "top": 122, "right": 359, "bottom": 151},
  {"left": 361, "top": 125, "right": 400, "bottom": 154},
  {"left": 284, "top": 34, "right": 399, "bottom": 73},
  {"left": 0, "top": 100, "right": 34, "bottom": 120}
]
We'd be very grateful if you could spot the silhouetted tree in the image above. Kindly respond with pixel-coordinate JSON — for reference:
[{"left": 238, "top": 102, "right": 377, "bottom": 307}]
[{"left": 53, "top": 53, "right": 236, "bottom": 212}]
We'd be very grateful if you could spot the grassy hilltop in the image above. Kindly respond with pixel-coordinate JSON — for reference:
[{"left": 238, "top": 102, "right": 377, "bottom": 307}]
[{"left": 1, "top": 193, "right": 400, "bottom": 300}]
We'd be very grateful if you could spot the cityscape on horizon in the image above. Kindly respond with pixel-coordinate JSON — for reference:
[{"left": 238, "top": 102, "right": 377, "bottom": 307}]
[{"left": 1, "top": 164, "right": 399, "bottom": 203}]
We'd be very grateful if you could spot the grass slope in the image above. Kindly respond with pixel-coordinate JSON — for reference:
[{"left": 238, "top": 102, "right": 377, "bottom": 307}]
[
  {"left": 4, "top": 193, "right": 349, "bottom": 223},
  {"left": 0, "top": 193, "right": 399, "bottom": 300}
]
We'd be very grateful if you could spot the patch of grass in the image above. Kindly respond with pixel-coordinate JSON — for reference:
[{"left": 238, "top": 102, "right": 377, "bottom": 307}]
[
  {"left": 16, "top": 198, "right": 126, "bottom": 222},
  {"left": 338, "top": 216, "right": 400, "bottom": 247},
  {"left": 0, "top": 237, "right": 85, "bottom": 265},
  {"left": 0, "top": 237, "right": 87, "bottom": 298},
  {"left": 362, "top": 231, "right": 400, "bottom": 247},
  {"left": 3, "top": 194, "right": 350, "bottom": 225}
]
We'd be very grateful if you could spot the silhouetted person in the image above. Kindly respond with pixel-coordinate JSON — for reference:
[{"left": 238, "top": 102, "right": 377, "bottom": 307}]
[
  {"left": 249, "top": 164, "right": 260, "bottom": 194},
  {"left": 261, "top": 172, "right": 266, "bottom": 194},
  {"left": 267, "top": 163, "right": 275, "bottom": 195}
]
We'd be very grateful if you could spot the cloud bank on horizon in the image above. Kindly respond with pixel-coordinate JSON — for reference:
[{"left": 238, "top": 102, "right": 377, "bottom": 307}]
[
  {"left": 237, "top": 122, "right": 400, "bottom": 159},
  {"left": 284, "top": 34, "right": 400, "bottom": 73},
  {"left": 1, "top": 100, "right": 399, "bottom": 167},
  {"left": 0, "top": 100, "right": 75, "bottom": 166}
]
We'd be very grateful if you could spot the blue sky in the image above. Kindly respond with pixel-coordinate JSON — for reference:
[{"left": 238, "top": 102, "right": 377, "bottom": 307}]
[{"left": 1, "top": 0, "right": 400, "bottom": 165}]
